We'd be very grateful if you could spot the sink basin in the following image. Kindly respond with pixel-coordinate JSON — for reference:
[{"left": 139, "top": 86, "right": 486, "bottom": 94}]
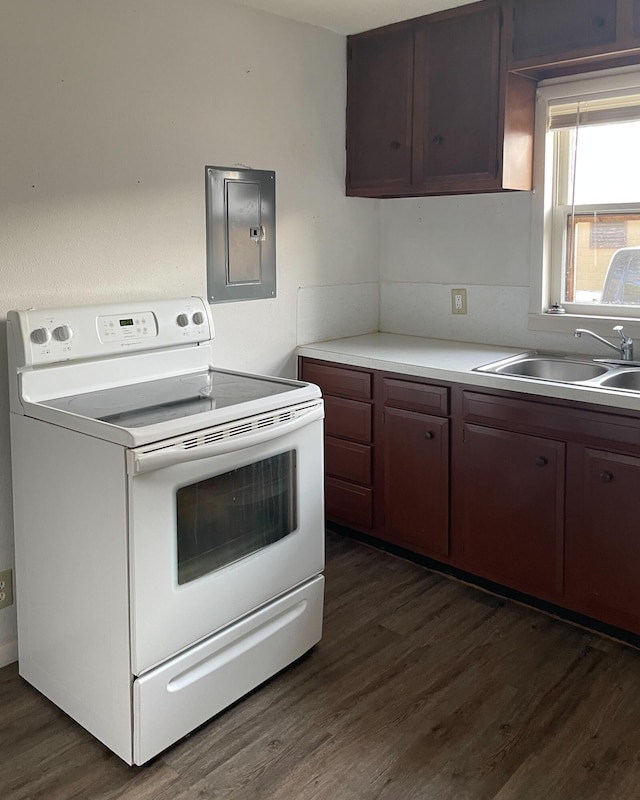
[
  {"left": 598, "top": 370, "right": 640, "bottom": 391},
  {"left": 477, "top": 355, "right": 609, "bottom": 383}
]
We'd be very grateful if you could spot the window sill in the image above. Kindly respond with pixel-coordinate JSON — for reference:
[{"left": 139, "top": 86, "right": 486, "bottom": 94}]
[{"left": 529, "top": 312, "right": 640, "bottom": 338}]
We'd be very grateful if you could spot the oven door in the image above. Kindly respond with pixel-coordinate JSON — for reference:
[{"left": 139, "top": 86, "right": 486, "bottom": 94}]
[{"left": 127, "top": 400, "right": 324, "bottom": 675}]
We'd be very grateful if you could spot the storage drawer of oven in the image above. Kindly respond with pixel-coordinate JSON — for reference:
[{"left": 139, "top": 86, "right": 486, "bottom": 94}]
[
  {"left": 325, "top": 477, "right": 373, "bottom": 530},
  {"left": 324, "top": 396, "right": 372, "bottom": 444},
  {"left": 133, "top": 575, "right": 324, "bottom": 765},
  {"left": 325, "top": 436, "right": 372, "bottom": 485}
]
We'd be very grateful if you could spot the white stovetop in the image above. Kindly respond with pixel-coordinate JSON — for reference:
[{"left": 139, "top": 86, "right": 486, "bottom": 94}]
[{"left": 297, "top": 332, "right": 640, "bottom": 413}]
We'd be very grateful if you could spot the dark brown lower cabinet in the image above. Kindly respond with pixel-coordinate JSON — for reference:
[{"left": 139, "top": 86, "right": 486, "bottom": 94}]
[
  {"left": 565, "top": 447, "right": 640, "bottom": 634},
  {"left": 382, "top": 406, "right": 449, "bottom": 558},
  {"left": 299, "top": 358, "right": 375, "bottom": 534},
  {"left": 324, "top": 437, "right": 374, "bottom": 530},
  {"left": 325, "top": 477, "right": 373, "bottom": 531},
  {"left": 459, "top": 423, "right": 565, "bottom": 601},
  {"left": 325, "top": 437, "right": 372, "bottom": 486},
  {"left": 300, "top": 354, "right": 640, "bottom": 638}
]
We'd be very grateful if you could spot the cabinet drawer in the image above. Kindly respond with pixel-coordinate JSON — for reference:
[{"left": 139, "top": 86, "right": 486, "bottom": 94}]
[
  {"left": 325, "top": 478, "right": 373, "bottom": 530},
  {"left": 462, "top": 390, "right": 640, "bottom": 453},
  {"left": 382, "top": 377, "right": 449, "bottom": 416},
  {"left": 324, "top": 396, "right": 372, "bottom": 444},
  {"left": 301, "top": 361, "right": 372, "bottom": 400},
  {"left": 325, "top": 437, "right": 372, "bottom": 485}
]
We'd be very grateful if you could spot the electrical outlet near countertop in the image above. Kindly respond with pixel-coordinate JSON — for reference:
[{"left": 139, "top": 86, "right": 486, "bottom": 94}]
[
  {"left": 452, "top": 288, "right": 467, "bottom": 315},
  {"left": 0, "top": 568, "right": 14, "bottom": 610}
]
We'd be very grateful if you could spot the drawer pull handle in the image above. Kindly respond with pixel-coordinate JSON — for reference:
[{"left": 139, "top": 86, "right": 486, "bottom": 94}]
[
  {"left": 600, "top": 471, "right": 613, "bottom": 483},
  {"left": 432, "top": 135, "right": 443, "bottom": 145},
  {"left": 535, "top": 456, "right": 548, "bottom": 467},
  {"left": 424, "top": 431, "right": 434, "bottom": 440},
  {"left": 390, "top": 140, "right": 401, "bottom": 150},
  {"left": 594, "top": 15, "right": 606, "bottom": 27}
]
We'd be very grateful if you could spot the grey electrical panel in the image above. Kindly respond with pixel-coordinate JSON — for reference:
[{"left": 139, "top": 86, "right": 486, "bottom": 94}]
[{"left": 205, "top": 166, "right": 276, "bottom": 303}]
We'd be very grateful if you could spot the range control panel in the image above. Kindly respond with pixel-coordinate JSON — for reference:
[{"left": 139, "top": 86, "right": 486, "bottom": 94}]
[
  {"left": 8, "top": 297, "right": 214, "bottom": 368},
  {"left": 98, "top": 311, "right": 159, "bottom": 343}
]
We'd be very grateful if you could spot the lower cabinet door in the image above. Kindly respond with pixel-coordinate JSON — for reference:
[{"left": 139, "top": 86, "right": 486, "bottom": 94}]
[
  {"left": 382, "top": 407, "right": 449, "bottom": 557},
  {"left": 565, "top": 448, "right": 640, "bottom": 634},
  {"left": 459, "top": 424, "right": 565, "bottom": 600}
]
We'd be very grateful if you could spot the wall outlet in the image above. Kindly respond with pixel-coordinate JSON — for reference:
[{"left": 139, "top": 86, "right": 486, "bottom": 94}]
[
  {"left": 0, "top": 568, "right": 14, "bottom": 610},
  {"left": 452, "top": 288, "right": 467, "bottom": 315}
]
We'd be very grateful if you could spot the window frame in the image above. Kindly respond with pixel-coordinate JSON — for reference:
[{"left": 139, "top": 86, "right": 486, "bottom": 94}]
[{"left": 529, "top": 67, "right": 640, "bottom": 334}]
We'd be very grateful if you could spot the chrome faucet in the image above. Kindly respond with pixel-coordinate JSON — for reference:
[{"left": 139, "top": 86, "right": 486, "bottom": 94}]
[{"left": 574, "top": 325, "right": 634, "bottom": 361}]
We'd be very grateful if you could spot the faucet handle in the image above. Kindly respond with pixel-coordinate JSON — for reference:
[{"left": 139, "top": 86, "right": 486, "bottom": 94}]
[
  {"left": 613, "top": 325, "right": 632, "bottom": 342},
  {"left": 614, "top": 325, "right": 634, "bottom": 360}
]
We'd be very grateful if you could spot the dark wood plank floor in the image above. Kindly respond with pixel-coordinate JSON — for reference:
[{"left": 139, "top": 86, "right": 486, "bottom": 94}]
[{"left": 3, "top": 531, "right": 640, "bottom": 799}]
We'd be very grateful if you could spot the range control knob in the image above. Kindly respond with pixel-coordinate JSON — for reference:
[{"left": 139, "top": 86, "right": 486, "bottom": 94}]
[
  {"left": 30, "top": 327, "right": 51, "bottom": 345},
  {"left": 192, "top": 311, "right": 205, "bottom": 326},
  {"left": 53, "top": 324, "right": 73, "bottom": 342},
  {"left": 176, "top": 313, "right": 189, "bottom": 328}
]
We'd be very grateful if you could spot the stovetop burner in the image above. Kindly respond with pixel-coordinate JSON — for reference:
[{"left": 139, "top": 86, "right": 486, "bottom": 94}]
[{"left": 43, "top": 368, "right": 300, "bottom": 429}]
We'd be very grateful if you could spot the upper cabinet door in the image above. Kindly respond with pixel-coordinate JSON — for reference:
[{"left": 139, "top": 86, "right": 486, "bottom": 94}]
[
  {"left": 345, "top": 0, "right": 535, "bottom": 198},
  {"left": 413, "top": 3, "right": 502, "bottom": 189},
  {"left": 346, "top": 25, "right": 414, "bottom": 193},
  {"left": 510, "top": 0, "right": 620, "bottom": 69}
]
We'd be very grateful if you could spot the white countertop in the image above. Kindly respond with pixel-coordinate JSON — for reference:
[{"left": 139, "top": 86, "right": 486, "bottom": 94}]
[{"left": 297, "top": 333, "right": 640, "bottom": 413}]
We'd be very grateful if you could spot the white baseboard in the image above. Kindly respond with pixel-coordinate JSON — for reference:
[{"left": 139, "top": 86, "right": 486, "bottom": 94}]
[{"left": 0, "top": 638, "right": 18, "bottom": 669}]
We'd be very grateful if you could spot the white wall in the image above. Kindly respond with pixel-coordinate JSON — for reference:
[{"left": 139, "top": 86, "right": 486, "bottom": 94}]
[
  {"left": 379, "top": 192, "right": 616, "bottom": 355},
  {"left": 0, "top": 0, "right": 380, "bottom": 665}
]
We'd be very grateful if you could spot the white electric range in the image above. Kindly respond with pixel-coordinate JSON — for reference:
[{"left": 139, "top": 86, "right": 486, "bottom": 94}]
[{"left": 7, "top": 296, "right": 325, "bottom": 765}]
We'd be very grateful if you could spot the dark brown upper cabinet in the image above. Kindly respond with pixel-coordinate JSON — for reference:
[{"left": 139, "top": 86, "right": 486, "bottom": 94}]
[
  {"left": 512, "top": 0, "right": 617, "bottom": 62},
  {"left": 346, "top": 0, "right": 536, "bottom": 198},
  {"left": 509, "top": 0, "right": 640, "bottom": 78},
  {"left": 345, "top": 26, "right": 415, "bottom": 195}
]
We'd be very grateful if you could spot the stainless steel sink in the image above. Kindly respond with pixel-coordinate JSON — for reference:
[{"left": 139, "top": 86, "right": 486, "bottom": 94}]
[
  {"left": 598, "top": 370, "right": 640, "bottom": 391},
  {"left": 475, "top": 354, "right": 609, "bottom": 383},
  {"left": 474, "top": 353, "right": 640, "bottom": 393}
]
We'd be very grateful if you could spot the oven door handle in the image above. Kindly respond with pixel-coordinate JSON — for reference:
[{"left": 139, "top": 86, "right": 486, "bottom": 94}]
[{"left": 129, "top": 402, "right": 323, "bottom": 475}]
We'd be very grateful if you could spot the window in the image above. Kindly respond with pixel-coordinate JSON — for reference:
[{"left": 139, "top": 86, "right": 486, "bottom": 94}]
[
  {"left": 532, "top": 69, "right": 640, "bottom": 322},
  {"left": 176, "top": 451, "right": 297, "bottom": 585}
]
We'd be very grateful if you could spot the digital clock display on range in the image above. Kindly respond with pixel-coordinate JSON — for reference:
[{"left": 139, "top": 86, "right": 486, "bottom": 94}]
[{"left": 119, "top": 318, "right": 134, "bottom": 327}]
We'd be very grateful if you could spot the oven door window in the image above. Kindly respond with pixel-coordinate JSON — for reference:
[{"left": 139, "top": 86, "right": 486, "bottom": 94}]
[{"left": 176, "top": 451, "right": 297, "bottom": 584}]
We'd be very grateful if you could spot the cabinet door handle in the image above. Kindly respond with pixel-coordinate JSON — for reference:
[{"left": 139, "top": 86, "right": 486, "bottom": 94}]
[
  {"left": 600, "top": 471, "right": 613, "bottom": 482},
  {"left": 424, "top": 431, "right": 434, "bottom": 440},
  {"left": 432, "top": 135, "right": 443, "bottom": 145},
  {"left": 594, "top": 15, "right": 606, "bottom": 27},
  {"left": 390, "top": 140, "right": 401, "bottom": 150},
  {"left": 535, "top": 456, "right": 548, "bottom": 467}
]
